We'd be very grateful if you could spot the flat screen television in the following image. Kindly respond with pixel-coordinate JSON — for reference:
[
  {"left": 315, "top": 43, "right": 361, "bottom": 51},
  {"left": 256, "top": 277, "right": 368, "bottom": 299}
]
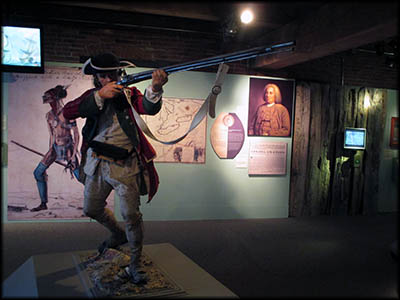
[
  {"left": 344, "top": 127, "right": 367, "bottom": 150},
  {"left": 1, "top": 24, "right": 44, "bottom": 73}
]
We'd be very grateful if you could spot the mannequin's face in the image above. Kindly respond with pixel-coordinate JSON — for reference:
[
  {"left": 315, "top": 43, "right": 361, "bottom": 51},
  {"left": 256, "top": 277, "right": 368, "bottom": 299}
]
[{"left": 96, "top": 71, "right": 119, "bottom": 87}]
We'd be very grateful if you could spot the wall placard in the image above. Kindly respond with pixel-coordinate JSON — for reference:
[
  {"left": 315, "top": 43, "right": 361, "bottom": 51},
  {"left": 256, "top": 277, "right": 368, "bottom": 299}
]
[
  {"left": 210, "top": 112, "right": 245, "bottom": 159},
  {"left": 248, "top": 141, "right": 287, "bottom": 175}
]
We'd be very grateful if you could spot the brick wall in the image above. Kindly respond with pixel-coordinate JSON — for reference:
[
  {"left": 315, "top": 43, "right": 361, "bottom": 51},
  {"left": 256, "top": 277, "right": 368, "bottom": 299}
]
[
  {"left": 44, "top": 24, "right": 222, "bottom": 65},
  {"left": 43, "top": 23, "right": 398, "bottom": 90},
  {"left": 277, "top": 51, "right": 398, "bottom": 89}
]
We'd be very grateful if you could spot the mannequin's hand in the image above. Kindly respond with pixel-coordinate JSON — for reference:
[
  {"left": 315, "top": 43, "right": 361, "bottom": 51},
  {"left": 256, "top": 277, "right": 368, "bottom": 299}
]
[
  {"left": 151, "top": 69, "right": 168, "bottom": 92},
  {"left": 98, "top": 82, "right": 123, "bottom": 99}
]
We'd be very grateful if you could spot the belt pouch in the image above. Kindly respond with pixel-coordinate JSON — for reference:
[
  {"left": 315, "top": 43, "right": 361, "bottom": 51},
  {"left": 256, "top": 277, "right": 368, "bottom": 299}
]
[{"left": 89, "top": 140, "right": 131, "bottom": 160}]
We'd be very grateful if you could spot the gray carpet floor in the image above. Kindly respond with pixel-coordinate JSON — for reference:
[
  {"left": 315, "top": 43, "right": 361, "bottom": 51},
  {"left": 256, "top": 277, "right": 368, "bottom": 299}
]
[{"left": 2, "top": 213, "right": 398, "bottom": 298}]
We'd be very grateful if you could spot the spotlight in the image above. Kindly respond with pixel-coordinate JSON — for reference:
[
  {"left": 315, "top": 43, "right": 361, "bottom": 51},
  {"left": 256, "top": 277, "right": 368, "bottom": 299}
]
[{"left": 240, "top": 9, "right": 254, "bottom": 24}]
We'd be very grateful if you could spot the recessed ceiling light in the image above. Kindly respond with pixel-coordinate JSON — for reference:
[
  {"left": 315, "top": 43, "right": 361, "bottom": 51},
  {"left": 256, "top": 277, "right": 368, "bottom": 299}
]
[{"left": 240, "top": 9, "right": 254, "bottom": 24}]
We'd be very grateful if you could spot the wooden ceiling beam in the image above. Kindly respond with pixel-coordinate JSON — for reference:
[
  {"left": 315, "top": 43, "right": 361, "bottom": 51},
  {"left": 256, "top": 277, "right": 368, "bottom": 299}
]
[{"left": 251, "top": 2, "right": 398, "bottom": 69}]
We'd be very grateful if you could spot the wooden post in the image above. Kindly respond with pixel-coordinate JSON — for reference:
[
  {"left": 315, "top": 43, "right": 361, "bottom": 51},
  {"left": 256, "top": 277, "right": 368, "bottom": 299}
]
[
  {"left": 363, "top": 88, "right": 387, "bottom": 215},
  {"left": 289, "top": 82, "right": 311, "bottom": 217}
]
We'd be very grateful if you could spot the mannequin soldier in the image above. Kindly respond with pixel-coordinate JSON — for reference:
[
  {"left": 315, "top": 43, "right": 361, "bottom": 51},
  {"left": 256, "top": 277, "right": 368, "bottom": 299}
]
[{"left": 63, "top": 53, "right": 167, "bottom": 284}]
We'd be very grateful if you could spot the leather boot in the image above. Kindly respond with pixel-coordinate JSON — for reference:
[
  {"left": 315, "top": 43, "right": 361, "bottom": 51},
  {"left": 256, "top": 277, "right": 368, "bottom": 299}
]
[
  {"left": 125, "top": 217, "right": 148, "bottom": 284},
  {"left": 95, "top": 208, "right": 128, "bottom": 254}
]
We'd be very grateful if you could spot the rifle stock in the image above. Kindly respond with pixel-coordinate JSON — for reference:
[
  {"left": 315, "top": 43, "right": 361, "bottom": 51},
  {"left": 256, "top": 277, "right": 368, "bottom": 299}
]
[{"left": 117, "top": 41, "right": 295, "bottom": 86}]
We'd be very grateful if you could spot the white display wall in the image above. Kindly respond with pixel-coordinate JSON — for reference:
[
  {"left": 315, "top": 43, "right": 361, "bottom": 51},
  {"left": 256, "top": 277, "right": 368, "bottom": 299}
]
[{"left": 2, "top": 62, "right": 294, "bottom": 222}]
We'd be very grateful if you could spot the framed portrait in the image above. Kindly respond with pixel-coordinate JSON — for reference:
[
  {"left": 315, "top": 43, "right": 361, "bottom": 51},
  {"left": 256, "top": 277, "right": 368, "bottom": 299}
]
[
  {"left": 247, "top": 77, "right": 295, "bottom": 137},
  {"left": 390, "top": 117, "right": 399, "bottom": 148}
]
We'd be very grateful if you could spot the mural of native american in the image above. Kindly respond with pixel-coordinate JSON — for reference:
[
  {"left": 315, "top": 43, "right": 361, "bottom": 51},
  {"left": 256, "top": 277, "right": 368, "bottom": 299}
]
[
  {"left": 29, "top": 85, "right": 80, "bottom": 211},
  {"left": 6, "top": 67, "right": 115, "bottom": 220}
]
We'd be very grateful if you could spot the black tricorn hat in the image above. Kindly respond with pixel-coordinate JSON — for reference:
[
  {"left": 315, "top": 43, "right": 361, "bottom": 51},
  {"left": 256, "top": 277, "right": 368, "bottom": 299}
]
[{"left": 82, "top": 53, "right": 133, "bottom": 75}]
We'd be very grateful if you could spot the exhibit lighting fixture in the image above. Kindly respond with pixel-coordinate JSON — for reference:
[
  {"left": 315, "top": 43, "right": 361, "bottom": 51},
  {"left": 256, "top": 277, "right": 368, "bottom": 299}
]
[{"left": 240, "top": 9, "right": 254, "bottom": 24}]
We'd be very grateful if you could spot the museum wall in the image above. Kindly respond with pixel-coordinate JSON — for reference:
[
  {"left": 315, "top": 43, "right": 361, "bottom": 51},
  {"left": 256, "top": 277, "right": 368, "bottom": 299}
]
[
  {"left": 2, "top": 64, "right": 293, "bottom": 222},
  {"left": 1, "top": 19, "right": 398, "bottom": 223},
  {"left": 2, "top": 66, "right": 398, "bottom": 222}
]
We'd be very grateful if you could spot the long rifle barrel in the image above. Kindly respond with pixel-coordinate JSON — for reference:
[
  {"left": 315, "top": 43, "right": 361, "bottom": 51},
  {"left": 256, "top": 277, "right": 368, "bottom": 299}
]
[{"left": 117, "top": 41, "right": 295, "bottom": 86}]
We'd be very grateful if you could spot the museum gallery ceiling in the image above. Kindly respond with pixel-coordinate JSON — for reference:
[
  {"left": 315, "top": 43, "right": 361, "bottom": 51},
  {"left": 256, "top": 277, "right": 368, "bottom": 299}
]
[{"left": 2, "top": 1, "right": 398, "bottom": 70}]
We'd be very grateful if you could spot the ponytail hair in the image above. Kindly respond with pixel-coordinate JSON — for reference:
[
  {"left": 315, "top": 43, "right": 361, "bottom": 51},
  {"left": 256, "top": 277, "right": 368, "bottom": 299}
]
[{"left": 93, "top": 75, "right": 102, "bottom": 88}]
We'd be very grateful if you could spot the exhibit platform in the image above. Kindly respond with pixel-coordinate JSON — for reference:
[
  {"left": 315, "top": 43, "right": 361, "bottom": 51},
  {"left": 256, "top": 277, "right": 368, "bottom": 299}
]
[{"left": 2, "top": 243, "right": 237, "bottom": 298}]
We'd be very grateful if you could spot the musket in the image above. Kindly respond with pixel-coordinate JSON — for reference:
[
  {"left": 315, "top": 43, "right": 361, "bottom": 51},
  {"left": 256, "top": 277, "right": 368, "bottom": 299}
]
[
  {"left": 117, "top": 41, "right": 295, "bottom": 86},
  {"left": 11, "top": 140, "right": 68, "bottom": 168}
]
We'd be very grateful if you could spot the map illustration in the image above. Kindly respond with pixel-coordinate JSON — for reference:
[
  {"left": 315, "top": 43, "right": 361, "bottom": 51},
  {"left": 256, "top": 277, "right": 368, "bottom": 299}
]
[{"left": 142, "top": 97, "right": 207, "bottom": 164}]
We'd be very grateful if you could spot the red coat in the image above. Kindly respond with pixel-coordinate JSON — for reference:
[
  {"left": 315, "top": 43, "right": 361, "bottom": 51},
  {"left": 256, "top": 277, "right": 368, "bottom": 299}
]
[{"left": 63, "top": 86, "right": 160, "bottom": 202}]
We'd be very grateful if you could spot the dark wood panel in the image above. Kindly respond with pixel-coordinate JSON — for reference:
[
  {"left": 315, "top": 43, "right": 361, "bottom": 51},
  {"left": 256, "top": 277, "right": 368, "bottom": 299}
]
[
  {"left": 289, "top": 83, "right": 387, "bottom": 216},
  {"left": 289, "top": 82, "right": 311, "bottom": 217}
]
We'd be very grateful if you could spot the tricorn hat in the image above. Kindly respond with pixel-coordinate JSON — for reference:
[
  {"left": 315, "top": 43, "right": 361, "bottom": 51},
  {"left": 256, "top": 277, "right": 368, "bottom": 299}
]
[{"left": 82, "top": 53, "right": 135, "bottom": 75}]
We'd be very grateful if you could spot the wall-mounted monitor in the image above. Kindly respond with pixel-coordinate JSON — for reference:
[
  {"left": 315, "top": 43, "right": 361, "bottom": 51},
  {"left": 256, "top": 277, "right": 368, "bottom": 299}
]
[
  {"left": 344, "top": 127, "right": 367, "bottom": 150},
  {"left": 1, "top": 24, "right": 44, "bottom": 73}
]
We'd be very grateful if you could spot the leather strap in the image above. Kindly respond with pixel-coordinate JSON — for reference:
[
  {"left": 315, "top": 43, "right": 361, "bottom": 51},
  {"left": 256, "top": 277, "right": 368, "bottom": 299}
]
[{"left": 125, "top": 63, "right": 229, "bottom": 145}]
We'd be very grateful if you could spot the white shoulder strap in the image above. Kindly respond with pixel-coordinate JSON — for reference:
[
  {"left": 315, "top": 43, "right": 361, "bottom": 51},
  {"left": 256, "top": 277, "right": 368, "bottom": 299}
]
[{"left": 124, "top": 63, "right": 229, "bottom": 145}]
